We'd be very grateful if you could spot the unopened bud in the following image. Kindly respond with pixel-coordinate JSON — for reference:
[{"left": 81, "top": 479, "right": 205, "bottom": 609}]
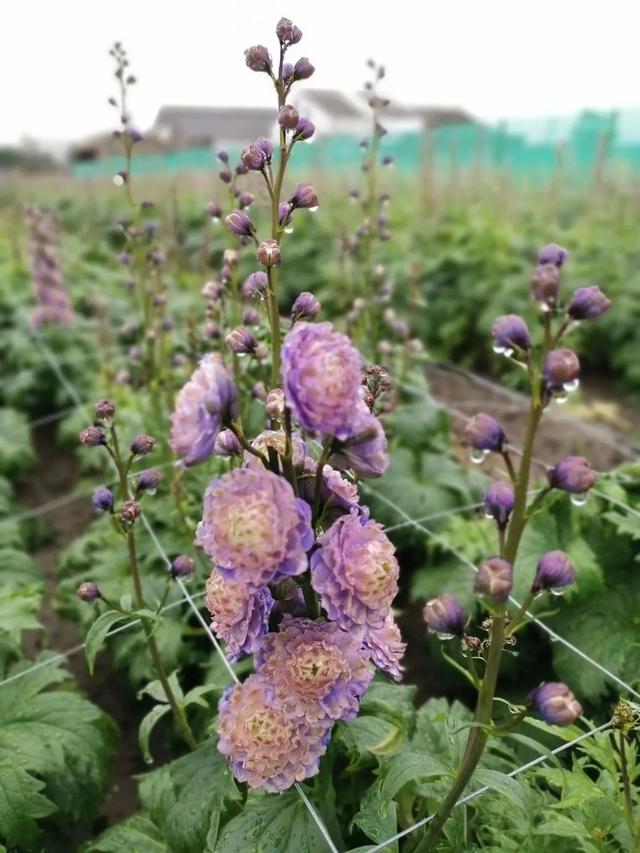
[
  {"left": 226, "top": 326, "right": 257, "bottom": 355},
  {"left": 226, "top": 210, "right": 255, "bottom": 238},
  {"left": 92, "top": 486, "right": 114, "bottom": 512},
  {"left": 77, "top": 581, "right": 100, "bottom": 602},
  {"left": 278, "top": 105, "right": 300, "bottom": 130},
  {"left": 491, "top": 315, "right": 531, "bottom": 352},
  {"left": 530, "top": 263, "right": 560, "bottom": 304},
  {"left": 265, "top": 388, "right": 285, "bottom": 419},
  {"left": 291, "top": 291, "right": 320, "bottom": 323},
  {"left": 543, "top": 349, "right": 580, "bottom": 391},
  {"left": 95, "top": 399, "right": 115, "bottom": 421},
  {"left": 529, "top": 682, "right": 582, "bottom": 725},
  {"left": 244, "top": 45, "right": 272, "bottom": 73},
  {"left": 292, "top": 57, "right": 315, "bottom": 80},
  {"left": 256, "top": 239, "right": 281, "bottom": 266},
  {"left": 289, "top": 183, "right": 318, "bottom": 210},
  {"left": 532, "top": 550, "right": 576, "bottom": 595},
  {"left": 464, "top": 413, "right": 505, "bottom": 452},
  {"left": 483, "top": 481, "right": 515, "bottom": 528},
  {"left": 475, "top": 556, "right": 513, "bottom": 603},
  {"left": 121, "top": 500, "right": 141, "bottom": 522},
  {"left": 130, "top": 434, "right": 155, "bottom": 456},
  {"left": 567, "top": 285, "right": 611, "bottom": 320},
  {"left": 423, "top": 594, "right": 466, "bottom": 638},
  {"left": 136, "top": 469, "right": 161, "bottom": 494},
  {"left": 170, "top": 554, "right": 196, "bottom": 578},
  {"left": 213, "top": 429, "right": 242, "bottom": 457},
  {"left": 538, "top": 243, "right": 567, "bottom": 267},
  {"left": 80, "top": 426, "right": 106, "bottom": 447},
  {"left": 549, "top": 456, "right": 597, "bottom": 494}
]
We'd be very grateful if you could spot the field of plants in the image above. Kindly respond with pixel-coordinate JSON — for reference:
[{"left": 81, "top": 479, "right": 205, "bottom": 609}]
[{"left": 1, "top": 17, "right": 639, "bottom": 853}]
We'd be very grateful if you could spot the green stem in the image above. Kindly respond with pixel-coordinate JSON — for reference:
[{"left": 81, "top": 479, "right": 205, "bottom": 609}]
[
  {"left": 619, "top": 730, "right": 639, "bottom": 847},
  {"left": 312, "top": 439, "right": 334, "bottom": 525}
]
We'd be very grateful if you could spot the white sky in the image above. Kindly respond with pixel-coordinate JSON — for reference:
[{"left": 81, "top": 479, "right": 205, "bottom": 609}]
[{"left": 4, "top": 0, "right": 640, "bottom": 146}]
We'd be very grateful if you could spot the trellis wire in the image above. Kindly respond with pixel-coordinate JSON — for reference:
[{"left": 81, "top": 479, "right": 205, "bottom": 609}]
[
  {"left": 33, "top": 332, "right": 340, "bottom": 853},
  {"left": 365, "top": 719, "right": 614, "bottom": 853}
]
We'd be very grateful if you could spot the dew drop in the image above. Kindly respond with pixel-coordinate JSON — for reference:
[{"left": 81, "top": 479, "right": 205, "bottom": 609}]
[
  {"left": 570, "top": 492, "right": 588, "bottom": 507},
  {"left": 112, "top": 173, "right": 125, "bottom": 187},
  {"left": 147, "top": 488, "right": 157, "bottom": 496},
  {"left": 144, "top": 754, "right": 154, "bottom": 765},
  {"left": 436, "top": 632, "right": 455, "bottom": 641},
  {"left": 563, "top": 378, "right": 580, "bottom": 392},
  {"left": 484, "top": 511, "right": 495, "bottom": 520},
  {"left": 308, "top": 205, "right": 319, "bottom": 213},
  {"left": 284, "top": 226, "right": 294, "bottom": 234},
  {"left": 541, "top": 302, "right": 551, "bottom": 314},
  {"left": 492, "top": 344, "right": 506, "bottom": 355},
  {"left": 550, "top": 587, "right": 566, "bottom": 597},
  {"left": 555, "top": 393, "right": 569, "bottom": 405},
  {"left": 503, "top": 347, "right": 514, "bottom": 358},
  {"left": 469, "top": 447, "right": 489, "bottom": 464}
]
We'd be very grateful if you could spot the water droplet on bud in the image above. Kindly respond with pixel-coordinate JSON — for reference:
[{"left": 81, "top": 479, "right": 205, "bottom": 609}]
[
  {"left": 469, "top": 447, "right": 490, "bottom": 464},
  {"left": 563, "top": 378, "right": 580, "bottom": 392},
  {"left": 308, "top": 205, "right": 319, "bottom": 213},
  {"left": 492, "top": 344, "right": 506, "bottom": 355},
  {"left": 550, "top": 587, "right": 566, "bottom": 597},
  {"left": 570, "top": 492, "right": 588, "bottom": 507},
  {"left": 436, "top": 632, "right": 455, "bottom": 641},
  {"left": 284, "top": 226, "right": 294, "bottom": 234},
  {"left": 484, "top": 511, "right": 494, "bottom": 520},
  {"left": 144, "top": 754, "right": 154, "bottom": 765},
  {"left": 555, "top": 393, "right": 569, "bottom": 405},
  {"left": 113, "top": 173, "right": 125, "bottom": 187}
]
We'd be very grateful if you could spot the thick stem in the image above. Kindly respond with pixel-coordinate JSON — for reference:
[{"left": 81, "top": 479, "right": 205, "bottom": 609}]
[{"left": 619, "top": 730, "right": 638, "bottom": 848}]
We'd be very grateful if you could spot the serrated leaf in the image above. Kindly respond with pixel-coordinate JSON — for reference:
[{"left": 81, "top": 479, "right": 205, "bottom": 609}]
[
  {"left": 0, "top": 762, "right": 56, "bottom": 847},
  {"left": 84, "top": 814, "right": 168, "bottom": 852},
  {"left": 85, "top": 609, "right": 132, "bottom": 675},
  {"left": 139, "top": 704, "right": 171, "bottom": 764},
  {"left": 0, "top": 584, "right": 43, "bottom": 643}
]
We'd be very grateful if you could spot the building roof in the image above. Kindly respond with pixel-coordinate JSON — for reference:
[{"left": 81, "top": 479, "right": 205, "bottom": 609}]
[
  {"left": 358, "top": 94, "right": 476, "bottom": 127},
  {"left": 153, "top": 105, "right": 275, "bottom": 144},
  {"left": 299, "top": 89, "right": 366, "bottom": 119}
]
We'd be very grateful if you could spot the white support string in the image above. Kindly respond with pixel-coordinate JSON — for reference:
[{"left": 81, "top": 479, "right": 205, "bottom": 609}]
[
  {"left": 366, "top": 719, "right": 613, "bottom": 853},
  {"left": 364, "top": 485, "right": 640, "bottom": 702},
  {"left": 32, "top": 332, "right": 339, "bottom": 853}
]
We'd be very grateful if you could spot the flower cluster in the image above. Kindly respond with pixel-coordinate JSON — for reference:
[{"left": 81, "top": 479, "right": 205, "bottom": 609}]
[{"left": 25, "top": 206, "right": 74, "bottom": 328}]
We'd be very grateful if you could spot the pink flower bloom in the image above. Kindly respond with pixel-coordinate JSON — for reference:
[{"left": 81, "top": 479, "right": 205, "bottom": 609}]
[
  {"left": 363, "top": 613, "right": 406, "bottom": 681},
  {"left": 300, "top": 457, "right": 362, "bottom": 523},
  {"left": 196, "top": 467, "right": 313, "bottom": 588},
  {"left": 218, "top": 673, "right": 330, "bottom": 792},
  {"left": 310, "top": 510, "right": 399, "bottom": 630},
  {"left": 255, "top": 615, "right": 373, "bottom": 723},
  {"left": 169, "top": 354, "right": 238, "bottom": 467},
  {"left": 333, "top": 405, "right": 389, "bottom": 478},
  {"left": 205, "top": 570, "right": 273, "bottom": 661}
]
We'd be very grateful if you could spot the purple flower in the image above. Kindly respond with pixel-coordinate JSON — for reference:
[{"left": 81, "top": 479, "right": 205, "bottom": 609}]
[
  {"left": 543, "top": 349, "right": 580, "bottom": 391},
  {"left": 363, "top": 613, "right": 406, "bottom": 681},
  {"left": 567, "top": 286, "right": 611, "bottom": 320},
  {"left": 475, "top": 556, "right": 513, "bottom": 603},
  {"left": 464, "top": 413, "right": 505, "bottom": 452},
  {"left": 290, "top": 183, "right": 318, "bottom": 210},
  {"left": 291, "top": 291, "right": 320, "bottom": 323},
  {"left": 484, "top": 481, "right": 515, "bottom": 528},
  {"left": 538, "top": 243, "right": 568, "bottom": 267},
  {"left": 170, "top": 555, "right": 196, "bottom": 578},
  {"left": 530, "top": 264, "right": 560, "bottom": 304},
  {"left": 196, "top": 467, "right": 313, "bottom": 588},
  {"left": 529, "top": 682, "right": 582, "bottom": 725},
  {"left": 77, "top": 582, "right": 100, "bottom": 602},
  {"left": 292, "top": 57, "right": 315, "bottom": 80},
  {"left": 299, "top": 457, "right": 361, "bottom": 523},
  {"left": 244, "top": 45, "right": 272, "bottom": 73},
  {"left": 218, "top": 673, "right": 330, "bottom": 792},
  {"left": 92, "top": 486, "right": 114, "bottom": 512},
  {"left": 241, "top": 143, "right": 267, "bottom": 171},
  {"left": 281, "top": 321, "right": 364, "bottom": 440},
  {"left": 226, "top": 210, "right": 255, "bottom": 238},
  {"left": 242, "top": 271, "right": 268, "bottom": 298},
  {"left": 549, "top": 456, "right": 597, "bottom": 494},
  {"left": 311, "top": 510, "right": 398, "bottom": 630},
  {"left": 276, "top": 17, "right": 302, "bottom": 45},
  {"left": 213, "top": 428, "right": 242, "bottom": 458},
  {"left": 532, "top": 551, "right": 576, "bottom": 594},
  {"left": 333, "top": 408, "right": 389, "bottom": 478},
  {"left": 226, "top": 326, "right": 257, "bottom": 356},
  {"left": 255, "top": 615, "right": 373, "bottom": 723},
  {"left": 205, "top": 569, "right": 273, "bottom": 661},
  {"left": 423, "top": 594, "right": 466, "bottom": 637},
  {"left": 130, "top": 434, "right": 155, "bottom": 456},
  {"left": 278, "top": 105, "right": 300, "bottom": 130},
  {"left": 136, "top": 469, "right": 161, "bottom": 494},
  {"left": 256, "top": 239, "right": 281, "bottom": 266},
  {"left": 169, "top": 354, "right": 238, "bottom": 467},
  {"left": 79, "top": 426, "right": 106, "bottom": 447},
  {"left": 293, "top": 117, "right": 315, "bottom": 141},
  {"left": 491, "top": 315, "right": 531, "bottom": 352}
]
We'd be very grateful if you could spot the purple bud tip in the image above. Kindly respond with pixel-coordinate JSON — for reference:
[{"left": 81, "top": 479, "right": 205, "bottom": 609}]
[
  {"left": 293, "top": 117, "right": 315, "bottom": 142},
  {"left": 256, "top": 239, "right": 281, "bottom": 267},
  {"left": 292, "top": 57, "right": 315, "bottom": 81},
  {"left": 239, "top": 191, "right": 255, "bottom": 209},
  {"left": 549, "top": 455, "right": 597, "bottom": 494},
  {"left": 77, "top": 581, "right": 100, "bottom": 602},
  {"left": 484, "top": 480, "right": 515, "bottom": 528},
  {"left": 289, "top": 183, "right": 318, "bottom": 210},
  {"left": 278, "top": 105, "right": 300, "bottom": 130},
  {"left": 537, "top": 243, "right": 568, "bottom": 267},
  {"left": 207, "top": 201, "right": 222, "bottom": 219},
  {"left": 213, "top": 428, "right": 243, "bottom": 458},
  {"left": 241, "top": 143, "right": 268, "bottom": 171},
  {"left": 382, "top": 155, "right": 394, "bottom": 166},
  {"left": 201, "top": 280, "right": 223, "bottom": 300},
  {"left": 543, "top": 348, "right": 580, "bottom": 391},
  {"left": 279, "top": 202, "right": 293, "bottom": 227},
  {"left": 529, "top": 682, "right": 582, "bottom": 725},
  {"left": 464, "top": 413, "right": 505, "bottom": 452},
  {"left": 276, "top": 17, "right": 302, "bottom": 44},
  {"left": 129, "top": 129, "right": 143, "bottom": 144},
  {"left": 92, "top": 486, "right": 114, "bottom": 512},
  {"left": 423, "top": 593, "right": 467, "bottom": 637},
  {"left": 265, "top": 388, "right": 285, "bottom": 419},
  {"left": 170, "top": 554, "right": 196, "bottom": 578},
  {"left": 242, "top": 306, "right": 260, "bottom": 327},
  {"left": 532, "top": 550, "right": 576, "bottom": 594},
  {"left": 226, "top": 210, "right": 255, "bottom": 238},
  {"left": 130, "top": 434, "right": 155, "bottom": 456},
  {"left": 116, "top": 252, "right": 131, "bottom": 266},
  {"left": 291, "top": 291, "right": 320, "bottom": 323},
  {"left": 94, "top": 399, "right": 115, "bottom": 421},
  {"left": 225, "top": 326, "right": 257, "bottom": 355},
  {"left": 242, "top": 271, "right": 268, "bottom": 299},
  {"left": 121, "top": 500, "right": 141, "bottom": 522},
  {"left": 244, "top": 45, "right": 272, "bottom": 73},
  {"left": 218, "top": 167, "right": 232, "bottom": 184},
  {"left": 79, "top": 426, "right": 106, "bottom": 447},
  {"left": 217, "top": 149, "right": 229, "bottom": 163},
  {"left": 530, "top": 263, "right": 560, "bottom": 304},
  {"left": 491, "top": 314, "right": 531, "bottom": 352},
  {"left": 137, "top": 468, "right": 162, "bottom": 494},
  {"left": 567, "top": 285, "right": 611, "bottom": 320},
  {"left": 475, "top": 556, "right": 513, "bottom": 603}
]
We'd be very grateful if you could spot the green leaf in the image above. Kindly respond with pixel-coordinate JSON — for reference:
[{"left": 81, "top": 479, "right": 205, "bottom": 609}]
[
  {"left": 0, "top": 762, "right": 56, "bottom": 848},
  {"left": 353, "top": 779, "right": 398, "bottom": 848},
  {"left": 0, "top": 583, "right": 43, "bottom": 643},
  {"left": 0, "top": 408, "right": 35, "bottom": 476},
  {"left": 85, "top": 814, "right": 168, "bottom": 852},
  {"left": 216, "top": 790, "right": 332, "bottom": 853},
  {"left": 0, "top": 548, "right": 43, "bottom": 585},
  {"left": 85, "top": 609, "right": 132, "bottom": 675},
  {"left": 138, "top": 704, "right": 171, "bottom": 764},
  {"left": 379, "top": 752, "right": 447, "bottom": 802},
  {"left": 473, "top": 768, "right": 530, "bottom": 811}
]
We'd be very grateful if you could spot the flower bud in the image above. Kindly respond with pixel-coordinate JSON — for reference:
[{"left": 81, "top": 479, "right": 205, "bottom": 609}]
[
  {"left": 382, "top": 155, "right": 394, "bottom": 166},
  {"left": 290, "top": 291, "right": 320, "bottom": 323},
  {"left": 130, "top": 434, "right": 155, "bottom": 456},
  {"left": 491, "top": 314, "right": 531, "bottom": 352},
  {"left": 201, "top": 279, "right": 223, "bottom": 300},
  {"left": 217, "top": 149, "right": 229, "bottom": 163},
  {"left": 226, "top": 210, "right": 255, "bottom": 238},
  {"left": 238, "top": 191, "right": 255, "bottom": 209},
  {"left": 170, "top": 555, "right": 196, "bottom": 578},
  {"left": 276, "top": 17, "right": 302, "bottom": 44},
  {"left": 207, "top": 201, "right": 222, "bottom": 220},
  {"left": 226, "top": 326, "right": 257, "bottom": 355},
  {"left": 567, "top": 285, "right": 611, "bottom": 320},
  {"left": 218, "top": 167, "right": 232, "bottom": 184},
  {"left": 136, "top": 468, "right": 162, "bottom": 494},
  {"left": 293, "top": 117, "right": 315, "bottom": 141},
  {"left": 241, "top": 143, "right": 267, "bottom": 171},
  {"left": 543, "top": 349, "right": 580, "bottom": 391},
  {"left": 253, "top": 381, "right": 267, "bottom": 401},
  {"left": 290, "top": 183, "right": 318, "bottom": 210},
  {"left": 484, "top": 480, "right": 515, "bottom": 528},
  {"left": 213, "top": 428, "right": 242, "bottom": 457},
  {"left": 244, "top": 45, "right": 272, "bottom": 73},
  {"left": 549, "top": 456, "right": 597, "bottom": 494},
  {"left": 532, "top": 550, "right": 576, "bottom": 595},
  {"left": 117, "top": 251, "right": 131, "bottom": 266},
  {"left": 530, "top": 682, "right": 582, "bottom": 725},
  {"left": 282, "top": 62, "right": 294, "bottom": 82},
  {"left": 464, "top": 413, "right": 505, "bottom": 452},
  {"left": 92, "top": 486, "right": 114, "bottom": 512},
  {"left": 203, "top": 321, "right": 221, "bottom": 339},
  {"left": 423, "top": 593, "right": 466, "bottom": 638},
  {"left": 77, "top": 581, "right": 100, "bottom": 602},
  {"left": 538, "top": 243, "right": 567, "bottom": 267},
  {"left": 254, "top": 342, "right": 269, "bottom": 360},
  {"left": 292, "top": 57, "right": 315, "bottom": 80},
  {"left": 278, "top": 105, "right": 300, "bottom": 130},
  {"left": 223, "top": 248, "right": 239, "bottom": 267},
  {"left": 79, "top": 426, "right": 106, "bottom": 447},
  {"left": 242, "top": 306, "right": 260, "bottom": 326},
  {"left": 242, "top": 271, "right": 268, "bottom": 298},
  {"left": 265, "top": 388, "right": 285, "bottom": 420},
  {"left": 279, "top": 202, "right": 293, "bottom": 227},
  {"left": 475, "top": 556, "right": 513, "bottom": 603},
  {"left": 530, "top": 263, "right": 560, "bottom": 304},
  {"left": 255, "top": 136, "right": 273, "bottom": 160},
  {"left": 95, "top": 399, "right": 115, "bottom": 421},
  {"left": 256, "top": 239, "right": 281, "bottom": 266},
  {"left": 121, "top": 500, "right": 141, "bottom": 522}
]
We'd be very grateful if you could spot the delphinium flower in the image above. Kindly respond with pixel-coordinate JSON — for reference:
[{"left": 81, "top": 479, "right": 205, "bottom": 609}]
[
  {"left": 169, "top": 353, "right": 238, "bottom": 467},
  {"left": 415, "top": 244, "right": 611, "bottom": 850},
  {"left": 25, "top": 206, "right": 74, "bottom": 328},
  {"left": 363, "top": 612, "right": 406, "bottom": 681},
  {"left": 205, "top": 569, "right": 273, "bottom": 661}
]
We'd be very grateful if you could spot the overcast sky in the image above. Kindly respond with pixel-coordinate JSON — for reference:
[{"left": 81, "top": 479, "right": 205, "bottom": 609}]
[{"left": 4, "top": 0, "right": 640, "bottom": 146}]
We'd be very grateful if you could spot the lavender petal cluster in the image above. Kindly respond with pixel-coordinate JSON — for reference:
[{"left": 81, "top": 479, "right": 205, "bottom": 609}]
[{"left": 26, "top": 206, "right": 74, "bottom": 328}]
